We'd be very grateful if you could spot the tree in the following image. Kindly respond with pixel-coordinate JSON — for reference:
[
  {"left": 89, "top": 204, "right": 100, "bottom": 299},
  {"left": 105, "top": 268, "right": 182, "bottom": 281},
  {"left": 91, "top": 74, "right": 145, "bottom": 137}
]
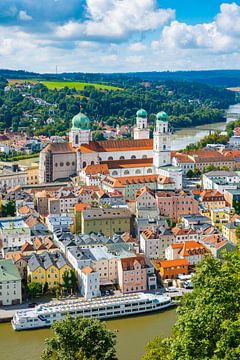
[
  {"left": 62, "top": 270, "right": 78, "bottom": 294},
  {"left": 27, "top": 282, "right": 42, "bottom": 301},
  {"left": 186, "top": 169, "right": 194, "bottom": 178},
  {"left": 142, "top": 250, "right": 240, "bottom": 360},
  {"left": 43, "top": 282, "right": 49, "bottom": 294},
  {"left": 2, "top": 200, "right": 16, "bottom": 217},
  {"left": 41, "top": 316, "right": 117, "bottom": 360}
]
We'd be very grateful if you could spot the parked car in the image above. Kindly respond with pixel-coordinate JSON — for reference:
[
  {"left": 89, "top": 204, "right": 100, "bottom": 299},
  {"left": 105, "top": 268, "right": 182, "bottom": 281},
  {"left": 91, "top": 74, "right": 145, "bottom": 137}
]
[
  {"left": 165, "top": 287, "right": 178, "bottom": 293},
  {"left": 28, "top": 302, "right": 38, "bottom": 308}
]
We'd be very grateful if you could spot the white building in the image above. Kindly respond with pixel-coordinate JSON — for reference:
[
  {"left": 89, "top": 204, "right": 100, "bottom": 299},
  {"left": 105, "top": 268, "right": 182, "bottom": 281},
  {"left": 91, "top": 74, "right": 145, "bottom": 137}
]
[
  {"left": 202, "top": 171, "right": 240, "bottom": 193},
  {"left": 0, "top": 217, "right": 31, "bottom": 250},
  {"left": 79, "top": 266, "right": 100, "bottom": 299},
  {"left": 0, "top": 259, "right": 22, "bottom": 305},
  {"left": 165, "top": 241, "right": 209, "bottom": 266}
]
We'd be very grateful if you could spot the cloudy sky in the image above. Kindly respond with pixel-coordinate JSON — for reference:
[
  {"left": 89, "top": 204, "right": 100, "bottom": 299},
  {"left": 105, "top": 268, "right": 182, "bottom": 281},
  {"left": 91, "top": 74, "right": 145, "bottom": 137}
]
[{"left": 0, "top": 0, "right": 240, "bottom": 73}]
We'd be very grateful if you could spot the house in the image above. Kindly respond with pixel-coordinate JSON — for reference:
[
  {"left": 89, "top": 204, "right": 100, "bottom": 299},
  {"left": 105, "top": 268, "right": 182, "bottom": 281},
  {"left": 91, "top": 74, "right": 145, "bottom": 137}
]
[
  {"left": 171, "top": 227, "right": 199, "bottom": 243},
  {"left": 81, "top": 208, "right": 131, "bottom": 237},
  {"left": 0, "top": 259, "right": 22, "bottom": 305},
  {"left": 165, "top": 241, "right": 209, "bottom": 266},
  {"left": 155, "top": 190, "right": 198, "bottom": 221},
  {"left": 180, "top": 214, "right": 212, "bottom": 228},
  {"left": 222, "top": 221, "right": 239, "bottom": 244},
  {"left": 200, "top": 234, "right": 237, "bottom": 259},
  {"left": 192, "top": 189, "right": 226, "bottom": 216},
  {"left": 210, "top": 207, "right": 235, "bottom": 230},
  {"left": 224, "top": 189, "right": 240, "bottom": 214},
  {"left": 140, "top": 228, "right": 175, "bottom": 259},
  {"left": 72, "top": 203, "right": 91, "bottom": 233},
  {"left": 135, "top": 186, "right": 158, "bottom": 218},
  {"left": 0, "top": 217, "right": 31, "bottom": 250},
  {"left": 117, "top": 256, "right": 148, "bottom": 293},
  {"left": 79, "top": 266, "right": 100, "bottom": 299},
  {"left": 27, "top": 251, "right": 73, "bottom": 288},
  {"left": 202, "top": 171, "right": 240, "bottom": 193},
  {"left": 151, "top": 258, "right": 189, "bottom": 280}
]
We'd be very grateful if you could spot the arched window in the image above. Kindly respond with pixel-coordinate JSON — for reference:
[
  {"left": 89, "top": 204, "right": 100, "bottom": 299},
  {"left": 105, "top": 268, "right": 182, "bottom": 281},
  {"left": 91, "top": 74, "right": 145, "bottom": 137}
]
[
  {"left": 60, "top": 162, "right": 64, "bottom": 167},
  {"left": 163, "top": 144, "right": 166, "bottom": 150},
  {"left": 142, "top": 155, "right": 147, "bottom": 159},
  {"left": 108, "top": 156, "right": 113, "bottom": 161},
  {"left": 82, "top": 161, "right": 87, "bottom": 168},
  {"left": 75, "top": 135, "right": 79, "bottom": 144},
  {"left": 135, "top": 169, "right": 141, "bottom": 174},
  {"left": 120, "top": 156, "right": 125, "bottom": 160},
  {"left": 91, "top": 161, "right": 94, "bottom": 165},
  {"left": 147, "top": 168, "right": 153, "bottom": 173},
  {"left": 131, "top": 155, "right": 136, "bottom": 159},
  {"left": 112, "top": 171, "right": 118, "bottom": 176},
  {"left": 66, "top": 162, "right": 70, "bottom": 166},
  {"left": 55, "top": 163, "right": 58, "bottom": 167},
  {"left": 124, "top": 170, "right": 130, "bottom": 175}
]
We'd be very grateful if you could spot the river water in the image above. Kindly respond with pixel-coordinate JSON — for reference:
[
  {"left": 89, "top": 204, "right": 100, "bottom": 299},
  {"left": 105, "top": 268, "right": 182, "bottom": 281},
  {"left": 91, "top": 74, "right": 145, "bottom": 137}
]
[{"left": 0, "top": 309, "right": 176, "bottom": 360}]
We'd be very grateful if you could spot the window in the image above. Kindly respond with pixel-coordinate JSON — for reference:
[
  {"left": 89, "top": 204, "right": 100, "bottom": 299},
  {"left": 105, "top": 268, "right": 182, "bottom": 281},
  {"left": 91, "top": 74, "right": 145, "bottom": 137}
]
[
  {"left": 120, "top": 156, "right": 125, "bottom": 160},
  {"left": 82, "top": 161, "right": 86, "bottom": 168},
  {"left": 108, "top": 156, "right": 113, "bottom": 161},
  {"left": 135, "top": 169, "right": 141, "bottom": 174},
  {"left": 66, "top": 162, "right": 70, "bottom": 166},
  {"left": 124, "top": 170, "right": 129, "bottom": 175},
  {"left": 60, "top": 162, "right": 64, "bottom": 167},
  {"left": 147, "top": 168, "right": 152, "bottom": 174},
  {"left": 131, "top": 155, "right": 136, "bottom": 159}
]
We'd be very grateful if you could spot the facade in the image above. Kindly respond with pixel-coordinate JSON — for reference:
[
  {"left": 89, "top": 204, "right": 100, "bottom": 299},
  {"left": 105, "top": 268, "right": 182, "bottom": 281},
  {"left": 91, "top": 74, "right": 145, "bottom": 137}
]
[
  {"left": 140, "top": 228, "right": 175, "bottom": 259},
  {"left": 0, "top": 217, "right": 31, "bottom": 250},
  {"left": 27, "top": 251, "right": 73, "bottom": 288},
  {"left": 118, "top": 256, "right": 148, "bottom": 293},
  {"left": 79, "top": 266, "right": 100, "bottom": 299},
  {"left": 210, "top": 207, "right": 235, "bottom": 230},
  {"left": 151, "top": 258, "right": 189, "bottom": 280},
  {"left": 155, "top": 190, "right": 199, "bottom": 221},
  {"left": 135, "top": 186, "right": 158, "bottom": 218},
  {"left": 81, "top": 208, "right": 131, "bottom": 237},
  {"left": 0, "top": 170, "right": 27, "bottom": 190},
  {"left": 165, "top": 241, "right": 209, "bottom": 266},
  {"left": 0, "top": 259, "right": 22, "bottom": 305}
]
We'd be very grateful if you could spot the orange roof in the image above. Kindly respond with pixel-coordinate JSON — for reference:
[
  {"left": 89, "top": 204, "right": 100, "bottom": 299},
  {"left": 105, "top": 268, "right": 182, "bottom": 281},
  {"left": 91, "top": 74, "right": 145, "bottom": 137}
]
[
  {"left": 83, "top": 163, "right": 109, "bottom": 175},
  {"left": 136, "top": 186, "right": 155, "bottom": 199},
  {"left": 74, "top": 203, "right": 90, "bottom": 212},
  {"left": 152, "top": 259, "right": 189, "bottom": 268},
  {"left": 18, "top": 205, "right": 31, "bottom": 215},
  {"left": 176, "top": 241, "right": 209, "bottom": 257},
  {"left": 81, "top": 266, "right": 95, "bottom": 274},
  {"left": 80, "top": 139, "right": 153, "bottom": 153},
  {"left": 102, "top": 158, "right": 153, "bottom": 169},
  {"left": 121, "top": 256, "right": 146, "bottom": 270},
  {"left": 172, "top": 227, "right": 197, "bottom": 236},
  {"left": 115, "top": 174, "right": 172, "bottom": 186},
  {"left": 22, "top": 242, "right": 34, "bottom": 252},
  {"left": 200, "top": 189, "right": 225, "bottom": 201}
]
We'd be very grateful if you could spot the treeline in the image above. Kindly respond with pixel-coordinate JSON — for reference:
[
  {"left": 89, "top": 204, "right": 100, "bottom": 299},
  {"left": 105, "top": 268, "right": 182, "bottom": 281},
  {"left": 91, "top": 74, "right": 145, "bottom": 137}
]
[{"left": 0, "top": 77, "right": 237, "bottom": 137}]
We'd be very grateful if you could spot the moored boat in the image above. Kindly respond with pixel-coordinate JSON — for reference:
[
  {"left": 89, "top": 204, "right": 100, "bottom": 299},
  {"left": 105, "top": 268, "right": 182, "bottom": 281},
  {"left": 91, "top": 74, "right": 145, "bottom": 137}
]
[{"left": 12, "top": 292, "right": 174, "bottom": 331}]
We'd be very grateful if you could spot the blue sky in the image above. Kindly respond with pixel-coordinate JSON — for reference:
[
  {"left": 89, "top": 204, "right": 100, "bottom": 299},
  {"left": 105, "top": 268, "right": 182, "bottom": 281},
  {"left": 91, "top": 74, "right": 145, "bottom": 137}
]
[{"left": 0, "top": 1, "right": 240, "bottom": 73}]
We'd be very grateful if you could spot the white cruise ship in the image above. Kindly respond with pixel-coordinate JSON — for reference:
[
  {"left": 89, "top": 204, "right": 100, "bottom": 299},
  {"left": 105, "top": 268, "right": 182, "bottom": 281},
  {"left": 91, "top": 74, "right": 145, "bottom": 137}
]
[{"left": 12, "top": 293, "right": 174, "bottom": 331}]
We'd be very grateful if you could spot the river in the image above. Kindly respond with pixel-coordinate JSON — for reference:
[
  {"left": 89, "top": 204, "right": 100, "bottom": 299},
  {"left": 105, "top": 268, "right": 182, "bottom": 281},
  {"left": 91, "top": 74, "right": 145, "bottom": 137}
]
[{"left": 0, "top": 309, "right": 176, "bottom": 360}]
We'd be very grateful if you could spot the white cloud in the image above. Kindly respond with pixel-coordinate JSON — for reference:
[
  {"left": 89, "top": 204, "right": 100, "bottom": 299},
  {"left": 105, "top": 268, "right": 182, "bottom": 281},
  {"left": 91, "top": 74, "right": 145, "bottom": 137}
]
[
  {"left": 18, "top": 10, "right": 32, "bottom": 21},
  {"left": 56, "top": 0, "right": 175, "bottom": 41},
  {"left": 128, "top": 42, "right": 147, "bottom": 52},
  {"left": 126, "top": 55, "right": 144, "bottom": 64},
  {"left": 159, "top": 2, "right": 240, "bottom": 53}
]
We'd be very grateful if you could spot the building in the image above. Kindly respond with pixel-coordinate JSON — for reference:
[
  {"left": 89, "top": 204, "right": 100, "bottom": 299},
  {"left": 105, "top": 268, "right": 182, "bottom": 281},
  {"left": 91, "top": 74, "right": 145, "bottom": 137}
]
[
  {"left": 0, "top": 169, "right": 27, "bottom": 190},
  {"left": 81, "top": 208, "right": 131, "bottom": 237},
  {"left": 151, "top": 258, "right": 189, "bottom": 280},
  {"left": 135, "top": 186, "right": 158, "bottom": 218},
  {"left": 202, "top": 171, "right": 240, "bottom": 193},
  {"left": 79, "top": 266, "right": 100, "bottom": 299},
  {"left": 224, "top": 189, "right": 240, "bottom": 214},
  {"left": 0, "top": 217, "right": 31, "bottom": 250},
  {"left": 200, "top": 234, "right": 237, "bottom": 259},
  {"left": 27, "top": 251, "right": 73, "bottom": 288},
  {"left": 155, "top": 190, "right": 198, "bottom": 221},
  {"left": 192, "top": 189, "right": 226, "bottom": 216},
  {"left": 210, "top": 207, "right": 235, "bottom": 230},
  {"left": 165, "top": 241, "right": 209, "bottom": 266},
  {"left": 117, "top": 256, "right": 148, "bottom": 293},
  {"left": 39, "top": 110, "right": 182, "bottom": 189},
  {"left": 140, "top": 228, "right": 175, "bottom": 259},
  {"left": 222, "top": 221, "right": 239, "bottom": 244},
  {"left": 0, "top": 259, "right": 22, "bottom": 305},
  {"left": 171, "top": 227, "right": 199, "bottom": 243}
]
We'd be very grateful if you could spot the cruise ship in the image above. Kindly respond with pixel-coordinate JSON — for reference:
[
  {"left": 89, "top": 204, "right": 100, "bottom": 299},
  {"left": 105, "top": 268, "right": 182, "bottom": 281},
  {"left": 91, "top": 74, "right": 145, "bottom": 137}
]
[{"left": 12, "top": 293, "right": 174, "bottom": 331}]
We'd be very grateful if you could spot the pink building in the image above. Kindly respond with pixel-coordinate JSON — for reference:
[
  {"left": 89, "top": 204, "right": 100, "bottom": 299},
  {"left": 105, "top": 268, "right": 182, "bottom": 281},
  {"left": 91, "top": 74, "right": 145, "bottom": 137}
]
[
  {"left": 155, "top": 190, "right": 198, "bottom": 221},
  {"left": 117, "top": 256, "right": 147, "bottom": 294}
]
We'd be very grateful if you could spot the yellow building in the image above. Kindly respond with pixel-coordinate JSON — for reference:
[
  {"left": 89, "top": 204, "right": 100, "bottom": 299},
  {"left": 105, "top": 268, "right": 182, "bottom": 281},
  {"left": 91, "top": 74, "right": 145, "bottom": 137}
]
[
  {"left": 222, "top": 222, "right": 238, "bottom": 244},
  {"left": 81, "top": 208, "right": 131, "bottom": 236},
  {"left": 71, "top": 203, "right": 90, "bottom": 233},
  {"left": 27, "top": 251, "right": 72, "bottom": 288},
  {"left": 210, "top": 207, "right": 235, "bottom": 231}
]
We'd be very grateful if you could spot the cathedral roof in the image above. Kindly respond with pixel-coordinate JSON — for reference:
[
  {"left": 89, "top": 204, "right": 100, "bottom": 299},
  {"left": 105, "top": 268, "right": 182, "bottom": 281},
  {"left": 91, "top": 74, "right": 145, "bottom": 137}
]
[
  {"left": 80, "top": 139, "right": 153, "bottom": 153},
  {"left": 101, "top": 158, "right": 153, "bottom": 169},
  {"left": 42, "top": 142, "right": 76, "bottom": 153},
  {"left": 136, "top": 109, "right": 148, "bottom": 118},
  {"left": 156, "top": 111, "right": 168, "bottom": 121}
]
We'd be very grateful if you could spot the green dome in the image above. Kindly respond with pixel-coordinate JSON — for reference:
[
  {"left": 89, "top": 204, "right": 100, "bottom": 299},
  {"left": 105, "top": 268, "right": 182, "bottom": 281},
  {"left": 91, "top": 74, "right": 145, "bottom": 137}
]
[
  {"left": 71, "top": 112, "right": 90, "bottom": 130},
  {"left": 136, "top": 109, "right": 148, "bottom": 118},
  {"left": 156, "top": 111, "right": 168, "bottom": 121}
]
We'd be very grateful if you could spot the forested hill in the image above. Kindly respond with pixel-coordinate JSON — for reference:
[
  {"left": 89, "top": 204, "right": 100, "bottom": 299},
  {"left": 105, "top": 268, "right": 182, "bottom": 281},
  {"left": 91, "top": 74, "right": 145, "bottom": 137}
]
[
  {"left": 1, "top": 69, "right": 240, "bottom": 87},
  {"left": 0, "top": 76, "right": 237, "bottom": 137}
]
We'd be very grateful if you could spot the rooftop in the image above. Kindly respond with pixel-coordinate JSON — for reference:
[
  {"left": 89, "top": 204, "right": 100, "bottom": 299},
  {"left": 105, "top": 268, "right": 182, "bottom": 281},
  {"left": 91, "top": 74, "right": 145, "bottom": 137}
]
[{"left": 0, "top": 259, "right": 21, "bottom": 282}]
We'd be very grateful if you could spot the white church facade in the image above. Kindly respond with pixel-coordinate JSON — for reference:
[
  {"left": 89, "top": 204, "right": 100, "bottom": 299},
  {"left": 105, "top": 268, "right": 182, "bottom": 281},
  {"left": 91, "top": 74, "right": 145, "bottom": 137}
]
[{"left": 39, "top": 110, "right": 182, "bottom": 188}]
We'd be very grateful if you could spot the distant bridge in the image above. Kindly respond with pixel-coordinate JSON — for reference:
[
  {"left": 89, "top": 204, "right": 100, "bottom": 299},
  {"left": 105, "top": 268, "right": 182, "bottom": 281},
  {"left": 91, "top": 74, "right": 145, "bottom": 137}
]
[{"left": 172, "top": 127, "right": 224, "bottom": 135}]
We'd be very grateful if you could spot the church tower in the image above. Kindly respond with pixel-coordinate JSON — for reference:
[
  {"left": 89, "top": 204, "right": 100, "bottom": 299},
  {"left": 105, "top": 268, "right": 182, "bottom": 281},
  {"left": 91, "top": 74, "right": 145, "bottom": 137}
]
[
  {"left": 153, "top": 111, "right": 171, "bottom": 168},
  {"left": 69, "top": 112, "right": 92, "bottom": 147},
  {"left": 133, "top": 109, "right": 150, "bottom": 140}
]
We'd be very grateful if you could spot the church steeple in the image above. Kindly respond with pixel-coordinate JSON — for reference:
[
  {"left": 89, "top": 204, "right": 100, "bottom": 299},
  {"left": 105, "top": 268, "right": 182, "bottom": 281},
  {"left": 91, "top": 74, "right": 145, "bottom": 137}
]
[
  {"left": 153, "top": 111, "right": 171, "bottom": 168},
  {"left": 69, "top": 112, "right": 92, "bottom": 147},
  {"left": 133, "top": 109, "right": 150, "bottom": 140}
]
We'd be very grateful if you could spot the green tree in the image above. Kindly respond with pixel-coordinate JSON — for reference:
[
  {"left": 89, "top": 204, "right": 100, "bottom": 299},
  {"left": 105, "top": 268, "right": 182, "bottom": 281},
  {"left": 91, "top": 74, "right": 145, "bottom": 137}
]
[
  {"left": 62, "top": 270, "right": 78, "bottom": 294},
  {"left": 142, "top": 251, "right": 240, "bottom": 360},
  {"left": 2, "top": 200, "right": 16, "bottom": 217},
  {"left": 41, "top": 316, "right": 117, "bottom": 360},
  {"left": 186, "top": 169, "right": 194, "bottom": 178},
  {"left": 43, "top": 282, "right": 49, "bottom": 294},
  {"left": 27, "top": 282, "right": 42, "bottom": 301}
]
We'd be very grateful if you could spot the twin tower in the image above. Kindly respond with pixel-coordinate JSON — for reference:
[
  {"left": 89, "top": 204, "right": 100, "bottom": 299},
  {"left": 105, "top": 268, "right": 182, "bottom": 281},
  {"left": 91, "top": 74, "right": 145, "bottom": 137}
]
[{"left": 134, "top": 109, "right": 171, "bottom": 167}]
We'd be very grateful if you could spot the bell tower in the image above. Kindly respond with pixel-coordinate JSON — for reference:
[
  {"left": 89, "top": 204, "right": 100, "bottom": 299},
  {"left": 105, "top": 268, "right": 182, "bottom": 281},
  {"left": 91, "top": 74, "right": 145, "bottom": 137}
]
[
  {"left": 69, "top": 112, "right": 92, "bottom": 147},
  {"left": 133, "top": 109, "right": 150, "bottom": 140},
  {"left": 153, "top": 111, "right": 171, "bottom": 168}
]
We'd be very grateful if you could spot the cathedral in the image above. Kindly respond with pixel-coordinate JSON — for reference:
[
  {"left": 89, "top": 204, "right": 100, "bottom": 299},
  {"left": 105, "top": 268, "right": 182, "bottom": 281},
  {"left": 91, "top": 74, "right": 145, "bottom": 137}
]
[{"left": 39, "top": 110, "right": 182, "bottom": 188}]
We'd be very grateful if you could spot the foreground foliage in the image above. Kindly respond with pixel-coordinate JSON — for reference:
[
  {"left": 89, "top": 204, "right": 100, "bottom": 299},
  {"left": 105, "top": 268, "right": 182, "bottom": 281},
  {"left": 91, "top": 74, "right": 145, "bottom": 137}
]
[
  {"left": 142, "top": 251, "right": 240, "bottom": 360},
  {"left": 41, "top": 316, "right": 117, "bottom": 360}
]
